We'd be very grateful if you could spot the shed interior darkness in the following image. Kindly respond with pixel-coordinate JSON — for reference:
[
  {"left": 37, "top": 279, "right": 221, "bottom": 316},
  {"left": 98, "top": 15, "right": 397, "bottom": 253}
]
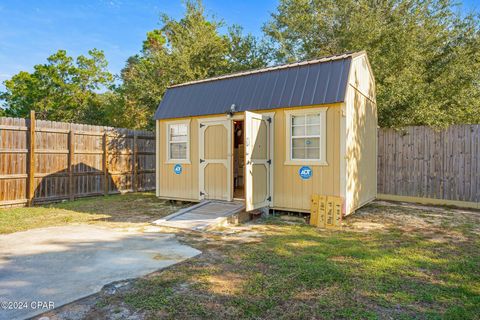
[{"left": 233, "top": 120, "right": 245, "bottom": 200}]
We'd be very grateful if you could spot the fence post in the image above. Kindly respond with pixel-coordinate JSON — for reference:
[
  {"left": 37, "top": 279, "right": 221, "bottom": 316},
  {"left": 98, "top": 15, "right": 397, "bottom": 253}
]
[
  {"left": 133, "top": 132, "right": 138, "bottom": 192},
  {"left": 68, "top": 127, "right": 75, "bottom": 201},
  {"left": 27, "top": 110, "right": 35, "bottom": 206},
  {"left": 103, "top": 132, "right": 108, "bottom": 196}
]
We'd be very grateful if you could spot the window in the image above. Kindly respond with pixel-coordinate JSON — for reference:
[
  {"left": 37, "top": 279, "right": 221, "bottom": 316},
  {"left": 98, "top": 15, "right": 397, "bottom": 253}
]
[
  {"left": 285, "top": 108, "right": 327, "bottom": 165},
  {"left": 291, "top": 113, "right": 321, "bottom": 159},
  {"left": 167, "top": 121, "right": 190, "bottom": 162}
]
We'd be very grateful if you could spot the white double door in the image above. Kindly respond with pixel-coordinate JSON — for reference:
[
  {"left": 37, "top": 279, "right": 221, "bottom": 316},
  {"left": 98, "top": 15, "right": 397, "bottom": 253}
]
[{"left": 198, "top": 112, "right": 273, "bottom": 211}]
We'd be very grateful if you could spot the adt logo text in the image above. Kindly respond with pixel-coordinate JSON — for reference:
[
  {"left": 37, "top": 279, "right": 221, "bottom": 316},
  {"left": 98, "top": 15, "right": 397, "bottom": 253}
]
[
  {"left": 173, "top": 164, "right": 182, "bottom": 175},
  {"left": 299, "top": 166, "right": 312, "bottom": 180}
]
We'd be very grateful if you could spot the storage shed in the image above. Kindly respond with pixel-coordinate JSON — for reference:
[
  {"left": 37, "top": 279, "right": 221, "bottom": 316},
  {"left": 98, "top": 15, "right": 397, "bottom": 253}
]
[{"left": 154, "top": 51, "right": 377, "bottom": 215}]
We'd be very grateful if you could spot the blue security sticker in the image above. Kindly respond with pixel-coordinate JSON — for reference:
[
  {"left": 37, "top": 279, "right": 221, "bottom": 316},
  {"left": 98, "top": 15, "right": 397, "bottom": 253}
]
[
  {"left": 173, "top": 164, "right": 182, "bottom": 175},
  {"left": 299, "top": 166, "right": 312, "bottom": 180}
]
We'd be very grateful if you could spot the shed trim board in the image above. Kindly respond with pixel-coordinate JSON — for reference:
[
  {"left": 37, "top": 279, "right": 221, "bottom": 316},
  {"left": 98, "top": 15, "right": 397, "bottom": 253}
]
[
  {"left": 339, "top": 102, "right": 347, "bottom": 201},
  {"left": 267, "top": 112, "right": 275, "bottom": 207},
  {"left": 155, "top": 120, "right": 161, "bottom": 198},
  {"left": 155, "top": 51, "right": 377, "bottom": 215},
  {"left": 377, "top": 194, "right": 480, "bottom": 210}
]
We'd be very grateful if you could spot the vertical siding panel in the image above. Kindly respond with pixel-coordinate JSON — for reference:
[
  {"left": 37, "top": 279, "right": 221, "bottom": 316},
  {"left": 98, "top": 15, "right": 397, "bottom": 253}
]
[
  {"left": 333, "top": 108, "right": 340, "bottom": 195},
  {"left": 274, "top": 110, "right": 284, "bottom": 208},
  {"left": 269, "top": 105, "right": 342, "bottom": 212}
]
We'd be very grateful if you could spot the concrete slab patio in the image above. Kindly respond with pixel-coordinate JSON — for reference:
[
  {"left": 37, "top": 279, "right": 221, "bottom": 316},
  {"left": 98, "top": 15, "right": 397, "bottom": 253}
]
[{"left": 0, "top": 225, "right": 201, "bottom": 320}]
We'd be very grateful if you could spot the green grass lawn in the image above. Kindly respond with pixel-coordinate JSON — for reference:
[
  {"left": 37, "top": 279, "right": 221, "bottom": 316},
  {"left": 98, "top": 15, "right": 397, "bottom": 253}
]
[
  {"left": 94, "top": 202, "right": 480, "bottom": 320},
  {"left": 4, "top": 195, "right": 479, "bottom": 319},
  {"left": 0, "top": 192, "right": 187, "bottom": 234}
]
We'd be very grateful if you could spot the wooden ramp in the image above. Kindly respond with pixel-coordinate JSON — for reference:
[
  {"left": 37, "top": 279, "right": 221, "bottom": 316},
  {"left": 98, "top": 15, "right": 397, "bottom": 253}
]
[{"left": 153, "top": 201, "right": 245, "bottom": 231}]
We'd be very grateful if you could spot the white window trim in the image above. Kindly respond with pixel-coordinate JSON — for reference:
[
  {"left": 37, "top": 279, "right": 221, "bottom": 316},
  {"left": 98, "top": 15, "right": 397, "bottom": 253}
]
[
  {"left": 165, "top": 119, "right": 191, "bottom": 164},
  {"left": 284, "top": 108, "right": 328, "bottom": 166}
]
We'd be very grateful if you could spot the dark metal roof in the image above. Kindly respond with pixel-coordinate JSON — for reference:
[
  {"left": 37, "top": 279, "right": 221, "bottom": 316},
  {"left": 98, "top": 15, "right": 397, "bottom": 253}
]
[{"left": 154, "top": 52, "right": 360, "bottom": 120}]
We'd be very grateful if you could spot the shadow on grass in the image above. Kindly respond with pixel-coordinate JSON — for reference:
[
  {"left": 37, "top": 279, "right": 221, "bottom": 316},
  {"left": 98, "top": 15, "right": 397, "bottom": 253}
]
[
  {"left": 30, "top": 162, "right": 192, "bottom": 224},
  {"left": 43, "top": 192, "right": 192, "bottom": 224},
  {"left": 117, "top": 217, "right": 480, "bottom": 319}
]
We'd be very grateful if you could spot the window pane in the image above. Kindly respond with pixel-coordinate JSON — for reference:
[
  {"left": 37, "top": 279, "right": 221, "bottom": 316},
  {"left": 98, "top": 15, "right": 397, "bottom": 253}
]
[
  {"left": 293, "top": 137, "right": 320, "bottom": 148},
  {"left": 292, "top": 126, "right": 305, "bottom": 136},
  {"left": 305, "top": 137, "right": 320, "bottom": 148},
  {"left": 292, "top": 138, "right": 305, "bottom": 148},
  {"left": 306, "top": 148, "right": 320, "bottom": 159},
  {"left": 171, "top": 124, "right": 187, "bottom": 135},
  {"left": 292, "top": 115, "right": 305, "bottom": 125},
  {"left": 170, "top": 142, "right": 187, "bottom": 159},
  {"left": 289, "top": 112, "right": 324, "bottom": 161},
  {"left": 292, "top": 148, "right": 305, "bottom": 159},
  {"left": 306, "top": 125, "right": 320, "bottom": 135},
  {"left": 306, "top": 114, "right": 320, "bottom": 124},
  {"left": 170, "top": 124, "right": 188, "bottom": 142},
  {"left": 171, "top": 134, "right": 187, "bottom": 142}
]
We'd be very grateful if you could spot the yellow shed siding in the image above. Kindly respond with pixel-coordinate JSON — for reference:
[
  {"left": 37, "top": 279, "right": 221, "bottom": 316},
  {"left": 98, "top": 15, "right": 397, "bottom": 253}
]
[
  {"left": 157, "top": 118, "right": 199, "bottom": 201},
  {"left": 156, "top": 104, "right": 343, "bottom": 212},
  {"left": 269, "top": 105, "right": 342, "bottom": 212},
  {"left": 344, "top": 54, "right": 377, "bottom": 214}
]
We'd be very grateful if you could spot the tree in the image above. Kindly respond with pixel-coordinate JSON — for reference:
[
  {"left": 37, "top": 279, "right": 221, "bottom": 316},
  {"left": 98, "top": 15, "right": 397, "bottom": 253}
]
[
  {"left": 264, "top": 0, "right": 480, "bottom": 127},
  {"left": 0, "top": 49, "right": 114, "bottom": 124},
  {"left": 227, "top": 25, "right": 271, "bottom": 73},
  {"left": 118, "top": 0, "right": 269, "bottom": 129}
]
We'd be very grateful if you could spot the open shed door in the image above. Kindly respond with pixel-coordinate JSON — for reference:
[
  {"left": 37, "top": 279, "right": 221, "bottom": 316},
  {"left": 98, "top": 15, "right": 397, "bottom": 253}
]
[{"left": 245, "top": 111, "right": 272, "bottom": 211}]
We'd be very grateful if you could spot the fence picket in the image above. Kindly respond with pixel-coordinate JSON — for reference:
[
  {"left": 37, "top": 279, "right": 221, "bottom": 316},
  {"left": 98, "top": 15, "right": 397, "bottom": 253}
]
[
  {"left": 377, "top": 125, "right": 480, "bottom": 203},
  {"left": 0, "top": 113, "right": 155, "bottom": 207}
]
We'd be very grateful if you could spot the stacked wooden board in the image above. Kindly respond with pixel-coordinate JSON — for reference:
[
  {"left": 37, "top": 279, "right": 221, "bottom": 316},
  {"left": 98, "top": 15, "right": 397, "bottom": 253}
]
[{"left": 310, "top": 194, "right": 343, "bottom": 228}]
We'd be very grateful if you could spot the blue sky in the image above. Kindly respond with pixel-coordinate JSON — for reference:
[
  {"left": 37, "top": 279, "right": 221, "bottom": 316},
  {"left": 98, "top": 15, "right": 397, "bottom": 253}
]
[
  {"left": 0, "top": 0, "right": 276, "bottom": 89},
  {"left": 0, "top": 0, "right": 478, "bottom": 90}
]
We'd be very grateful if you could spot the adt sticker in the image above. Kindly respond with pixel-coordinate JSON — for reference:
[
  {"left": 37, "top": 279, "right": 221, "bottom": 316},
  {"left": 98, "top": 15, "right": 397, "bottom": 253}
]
[
  {"left": 299, "top": 166, "right": 312, "bottom": 180},
  {"left": 173, "top": 164, "right": 182, "bottom": 175}
]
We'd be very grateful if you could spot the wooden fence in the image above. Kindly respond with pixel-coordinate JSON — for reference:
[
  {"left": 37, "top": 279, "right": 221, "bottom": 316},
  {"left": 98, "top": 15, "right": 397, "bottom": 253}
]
[
  {"left": 378, "top": 125, "right": 479, "bottom": 206},
  {"left": 0, "top": 112, "right": 155, "bottom": 207},
  {"left": 2, "top": 114, "right": 478, "bottom": 208}
]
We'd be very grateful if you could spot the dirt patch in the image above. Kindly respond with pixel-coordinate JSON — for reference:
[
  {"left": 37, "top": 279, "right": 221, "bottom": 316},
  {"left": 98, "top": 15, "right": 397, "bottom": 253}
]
[
  {"left": 0, "top": 193, "right": 192, "bottom": 234},
  {"left": 346, "top": 200, "right": 480, "bottom": 239}
]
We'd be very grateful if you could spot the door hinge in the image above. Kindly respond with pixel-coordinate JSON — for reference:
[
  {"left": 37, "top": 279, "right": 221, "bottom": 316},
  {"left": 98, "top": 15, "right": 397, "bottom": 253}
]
[
  {"left": 199, "top": 123, "right": 205, "bottom": 128},
  {"left": 267, "top": 159, "right": 272, "bottom": 165},
  {"left": 200, "top": 191, "right": 205, "bottom": 196},
  {"left": 200, "top": 159, "right": 205, "bottom": 163},
  {"left": 267, "top": 196, "right": 271, "bottom": 202},
  {"left": 267, "top": 117, "right": 272, "bottom": 123}
]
